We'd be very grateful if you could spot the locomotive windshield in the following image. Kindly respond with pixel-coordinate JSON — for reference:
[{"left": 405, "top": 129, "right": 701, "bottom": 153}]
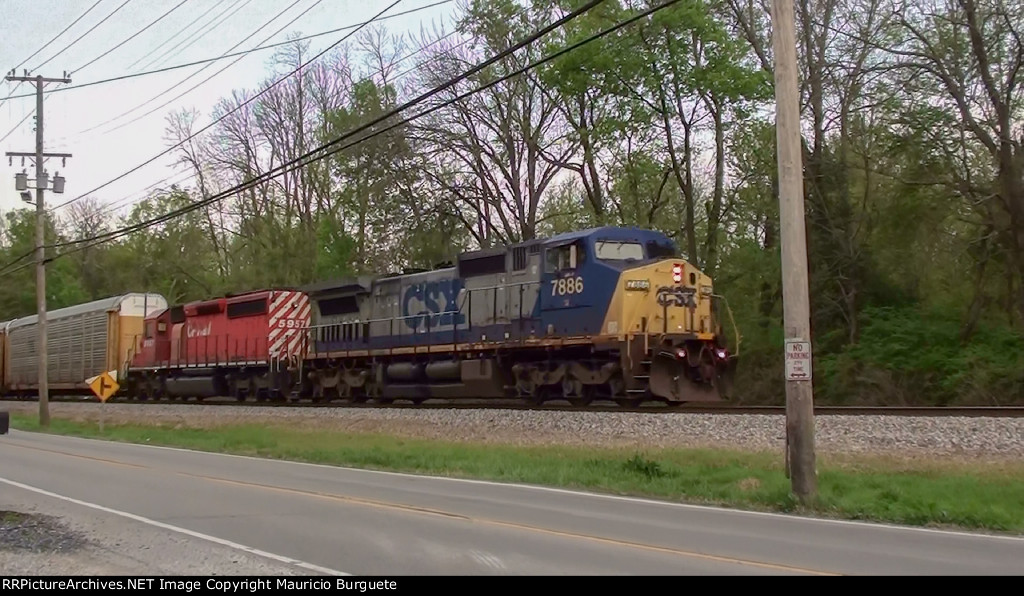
[
  {"left": 595, "top": 240, "right": 645, "bottom": 261},
  {"left": 647, "top": 239, "right": 678, "bottom": 259}
]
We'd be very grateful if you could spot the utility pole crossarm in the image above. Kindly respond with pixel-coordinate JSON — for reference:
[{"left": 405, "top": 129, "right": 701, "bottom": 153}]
[
  {"left": 6, "top": 151, "right": 73, "bottom": 167},
  {"left": 5, "top": 74, "right": 71, "bottom": 84},
  {"left": 6, "top": 152, "right": 74, "bottom": 158}
]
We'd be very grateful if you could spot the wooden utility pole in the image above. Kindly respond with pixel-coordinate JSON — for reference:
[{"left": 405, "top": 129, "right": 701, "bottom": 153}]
[
  {"left": 5, "top": 70, "right": 72, "bottom": 429},
  {"left": 769, "top": 1, "right": 817, "bottom": 502}
]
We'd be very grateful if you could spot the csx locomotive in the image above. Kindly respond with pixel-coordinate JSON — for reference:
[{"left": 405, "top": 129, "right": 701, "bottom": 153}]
[{"left": 0, "top": 226, "right": 738, "bottom": 407}]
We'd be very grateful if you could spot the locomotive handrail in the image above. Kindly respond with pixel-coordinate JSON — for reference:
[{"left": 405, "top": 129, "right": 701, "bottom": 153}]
[
  {"left": 300, "top": 280, "right": 544, "bottom": 328},
  {"left": 711, "top": 293, "right": 741, "bottom": 357},
  {"left": 300, "top": 281, "right": 543, "bottom": 332},
  {"left": 126, "top": 334, "right": 274, "bottom": 370},
  {"left": 299, "top": 279, "right": 546, "bottom": 356}
]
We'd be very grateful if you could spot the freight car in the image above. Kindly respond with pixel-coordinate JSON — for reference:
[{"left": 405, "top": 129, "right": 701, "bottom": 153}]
[
  {"left": 0, "top": 293, "right": 168, "bottom": 397},
  {"left": 123, "top": 289, "right": 312, "bottom": 401},
  {"left": 294, "top": 225, "right": 737, "bottom": 407}
]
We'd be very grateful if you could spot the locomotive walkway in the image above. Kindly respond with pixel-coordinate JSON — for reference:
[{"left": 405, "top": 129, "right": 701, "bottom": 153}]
[{"left": 2, "top": 429, "right": 1022, "bottom": 575}]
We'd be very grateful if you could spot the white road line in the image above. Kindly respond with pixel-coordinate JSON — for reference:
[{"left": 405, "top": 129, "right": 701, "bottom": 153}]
[
  {"left": 8, "top": 428, "right": 1024, "bottom": 543},
  {"left": 0, "top": 476, "right": 350, "bottom": 576}
]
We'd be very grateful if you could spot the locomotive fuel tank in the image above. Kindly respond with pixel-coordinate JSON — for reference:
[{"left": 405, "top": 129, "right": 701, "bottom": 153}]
[{"left": 162, "top": 372, "right": 228, "bottom": 398}]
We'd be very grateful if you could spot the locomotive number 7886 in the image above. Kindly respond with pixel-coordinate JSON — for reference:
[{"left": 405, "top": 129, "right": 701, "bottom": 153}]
[{"left": 551, "top": 276, "right": 584, "bottom": 296}]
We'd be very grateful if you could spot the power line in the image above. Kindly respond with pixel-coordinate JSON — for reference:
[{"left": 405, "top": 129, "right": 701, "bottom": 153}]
[
  {"left": 49, "top": 0, "right": 405, "bottom": 213},
  {"left": 0, "top": 0, "right": 105, "bottom": 111},
  {"left": 35, "top": 0, "right": 626, "bottom": 261},
  {"left": 33, "top": 0, "right": 135, "bottom": 72},
  {"left": 0, "top": 0, "right": 106, "bottom": 109},
  {"left": 67, "top": 0, "right": 317, "bottom": 139},
  {"left": 125, "top": 0, "right": 234, "bottom": 71},
  {"left": 91, "top": 0, "right": 334, "bottom": 138},
  {"left": 70, "top": 0, "right": 190, "bottom": 75},
  {"left": 11, "top": 0, "right": 106, "bottom": 71},
  {"left": 89, "top": 170, "right": 197, "bottom": 221},
  {"left": 0, "top": 169, "right": 195, "bottom": 279},
  {"left": 134, "top": 0, "right": 255, "bottom": 73},
  {"left": 83, "top": 30, "right": 464, "bottom": 222},
  {"left": 3, "top": 0, "right": 661, "bottom": 280},
  {"left": 3, "top": 0, "right": 455, "bottom": 103},
  {"left": 1, "top": 0, "right": 148, "bottom": 144},
  {"left": 0, "top": 98, "right": 40, "bottom": 145}
]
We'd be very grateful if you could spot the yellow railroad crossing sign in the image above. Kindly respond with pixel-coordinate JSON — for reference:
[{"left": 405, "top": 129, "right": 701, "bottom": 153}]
[{"left": 87, "top": 371, "right": 119, "bottom": 402}]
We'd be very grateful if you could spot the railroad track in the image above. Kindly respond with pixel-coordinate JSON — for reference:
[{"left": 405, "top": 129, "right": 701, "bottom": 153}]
[{"left": 2, "top": 395, "right": 1023, "bottom": 416}]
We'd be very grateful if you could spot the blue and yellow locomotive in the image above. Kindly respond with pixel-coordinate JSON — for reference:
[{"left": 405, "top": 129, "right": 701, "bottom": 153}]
[{"left": 296, "top": 226, "right": 738, "bottom": 407}]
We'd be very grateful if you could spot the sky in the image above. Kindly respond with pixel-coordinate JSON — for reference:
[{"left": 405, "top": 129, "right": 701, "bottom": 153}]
[{"left": 0, "top": 0, "right": 459, "bottom": 222}]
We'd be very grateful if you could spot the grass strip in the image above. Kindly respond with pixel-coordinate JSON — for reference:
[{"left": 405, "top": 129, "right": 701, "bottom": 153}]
[{"left": 9, "top": 413, "right": 1024, "bottom": 535}]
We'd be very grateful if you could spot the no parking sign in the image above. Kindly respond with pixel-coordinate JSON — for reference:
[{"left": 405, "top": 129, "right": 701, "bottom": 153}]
[{"left": 785, "top": 339, "right": 812, "bottom": 381}]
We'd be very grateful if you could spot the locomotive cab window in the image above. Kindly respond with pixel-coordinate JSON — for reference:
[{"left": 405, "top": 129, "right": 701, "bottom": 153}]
[
  {"left": 646, "top": 239, "right": 677, "bottom": 259},
  {"left": 546, "top": 242, "right": 584, "bottom": 272},
  {"left": 595, "top": 240, "right": 645, "bottom": 261},
  {"left": 144, "top": 321, "right": 166, "bottom": 338}
]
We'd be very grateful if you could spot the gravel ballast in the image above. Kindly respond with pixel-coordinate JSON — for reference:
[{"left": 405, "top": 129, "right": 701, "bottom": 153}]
[{"left": 3, "top": 401, "right": 1023, "bottom": 459}]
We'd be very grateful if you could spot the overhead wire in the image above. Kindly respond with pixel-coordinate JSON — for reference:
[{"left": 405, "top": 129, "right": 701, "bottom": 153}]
[
  {"left": 0, "top": 0, "right": 105, "bottom": 110},
  {"left": 4, "top": 0, "right": 676, "bottom": 279},
  {"left": 9, "top": 0, "right": 106, "bottom": 73},
  {"left": 125, "top": 0, "right": 236, "bottom": 71},
  {"left": 90, "top": 169, "right": 197, "bottom": 221},
  {"left": 32, "top": 0, "right": 135, "bottom": 72},
  {"left": 70, "top": 0, "right": 190, "bottom": 76},
  {"left": 88, "top": 29, "right": 464, "bottom": 221},
  {"left": 39, "top": 0, "right": 615, "bottom": 258},
  {"left": 88, "top": 28, "right": 466, "bottom": 222},
  {"left": 1, "top": 0, "right": 130, "bottom": 143},
  {"left": 67, "top": 0, "right": 319, "bottom": 139},
  {"left": 3, "top": 0, "right": 455, "bottom": 103},
  {"left": 134, "top": 0, "right": 256, "bottom": 73},
  {"left": 0, "top": 0, "right": 410, "bottom": 276},
  {"left": 48, "top": 0, "right": 405, "bottom": 213},
  {"left": 0, "top": 0, "right": 155, "bottom": 147},
  {"left": 0, "top": 104, "right": 38, "bottom": 145}
]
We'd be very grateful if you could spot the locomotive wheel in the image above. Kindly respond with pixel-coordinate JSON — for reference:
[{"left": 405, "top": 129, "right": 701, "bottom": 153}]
[
  {"left": 567, "top": 385, "right": 596, "bottom": 408},
  {"left": 525, "top": 385, "right": 550, "bottom": 406},
  {"left": 615, "top": 396, "right": 643, "bottom": 408}
]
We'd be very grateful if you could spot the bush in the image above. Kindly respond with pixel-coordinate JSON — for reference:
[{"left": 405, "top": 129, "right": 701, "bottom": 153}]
[
  {"left": 728, "top": 306, "right": 1024, "bottom": 406},
  {"left": 816, "top": 306, "right": 1024, "bottom": 405}
]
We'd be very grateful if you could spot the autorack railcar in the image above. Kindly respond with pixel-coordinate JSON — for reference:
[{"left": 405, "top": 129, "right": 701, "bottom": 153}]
[{"left": 0, "top": 293, "right": 168, "bottom": 397}]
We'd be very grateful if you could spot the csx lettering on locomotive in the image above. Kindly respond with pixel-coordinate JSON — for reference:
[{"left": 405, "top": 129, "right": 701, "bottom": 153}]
[{"left": 402, "top": 279, "right": 466, "bottom": 331}]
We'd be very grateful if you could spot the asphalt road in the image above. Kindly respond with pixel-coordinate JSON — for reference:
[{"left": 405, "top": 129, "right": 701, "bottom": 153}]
[{"left": 1, "top": 429, "right": 1022, "bottom": 575}]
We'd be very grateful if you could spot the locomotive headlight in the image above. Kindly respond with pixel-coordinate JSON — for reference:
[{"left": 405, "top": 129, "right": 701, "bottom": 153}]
[
  {"left": 700, "top": 285, "right": 712, "bottom": 296},
  {"left": 672, "top": 263, "right": 683, "bottom": 284}
]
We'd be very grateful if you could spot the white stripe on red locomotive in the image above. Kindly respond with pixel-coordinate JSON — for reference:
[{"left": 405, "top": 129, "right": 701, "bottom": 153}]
[
  {"left": 270, "top": 299, "right": 310, "bottom": 357},
  {"left": 267, "top": 291, "right": 311, "bottom": 358}
]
